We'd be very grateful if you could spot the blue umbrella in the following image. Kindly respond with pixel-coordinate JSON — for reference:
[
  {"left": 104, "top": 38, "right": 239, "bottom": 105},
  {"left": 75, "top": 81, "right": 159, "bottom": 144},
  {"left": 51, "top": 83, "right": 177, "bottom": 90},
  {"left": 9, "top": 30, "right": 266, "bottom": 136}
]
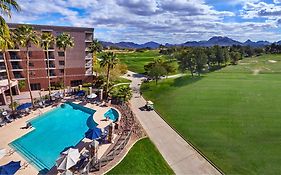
[
  {"left": 0, "top": 161, "right": 21, "bottom": 175},
  {"left": 76, "top": 90, "right": 85, "bottom": 97},
  {"left": 16, "top": 103, "right": 32, "bottom": 110},
  {"left": 85, "top": 127, "right": 102, "bottom": 140}
]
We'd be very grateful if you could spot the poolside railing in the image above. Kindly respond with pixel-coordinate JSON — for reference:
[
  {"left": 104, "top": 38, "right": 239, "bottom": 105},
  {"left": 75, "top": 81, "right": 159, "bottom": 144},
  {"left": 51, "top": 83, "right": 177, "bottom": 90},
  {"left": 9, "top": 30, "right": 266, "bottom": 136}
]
[{"left": 84, "top": 103, "right": 146, "bottom": 173}]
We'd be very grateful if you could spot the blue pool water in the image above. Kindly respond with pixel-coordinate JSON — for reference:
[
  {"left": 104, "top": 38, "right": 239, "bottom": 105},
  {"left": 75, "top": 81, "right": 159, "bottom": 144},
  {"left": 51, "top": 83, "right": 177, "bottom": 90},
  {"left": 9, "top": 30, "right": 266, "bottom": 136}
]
[
  {"left": 104, "top": 108, "right": 119, "bottom": 122},
  {"left": 9, "top": 103, "right": 97, "bottom": 172}
]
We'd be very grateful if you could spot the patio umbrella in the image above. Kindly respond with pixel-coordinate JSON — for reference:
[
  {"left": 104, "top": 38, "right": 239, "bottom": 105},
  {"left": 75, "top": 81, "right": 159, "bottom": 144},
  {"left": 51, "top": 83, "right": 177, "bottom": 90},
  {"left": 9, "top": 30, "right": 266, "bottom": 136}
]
[
  {"left": 16, "top": 103, "right": 32, "bottom": 110},
  {"left": 0, "top": 161, "right": 21, "bottom": 175},
  {"left": 0, "top": 149, "right": 5, "bottom": 159},
  {"left": 56, "top": 148, "right": 80, "bottom": 171},
  {"left": 85, "top": 127, "right": 102, "bottom": 140},
  {"left": 87, "top": 93, "right": 97, "bottom": 99}
]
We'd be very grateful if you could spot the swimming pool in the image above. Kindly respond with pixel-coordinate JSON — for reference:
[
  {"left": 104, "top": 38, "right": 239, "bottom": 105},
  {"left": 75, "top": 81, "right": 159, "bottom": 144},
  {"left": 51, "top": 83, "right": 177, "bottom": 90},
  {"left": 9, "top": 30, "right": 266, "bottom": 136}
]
[
  {"left": 9, "top": 103, "right": 97, "bottom": 172},
  {"left": 104, "top": 108, "right": 119, "bottom": 122}
]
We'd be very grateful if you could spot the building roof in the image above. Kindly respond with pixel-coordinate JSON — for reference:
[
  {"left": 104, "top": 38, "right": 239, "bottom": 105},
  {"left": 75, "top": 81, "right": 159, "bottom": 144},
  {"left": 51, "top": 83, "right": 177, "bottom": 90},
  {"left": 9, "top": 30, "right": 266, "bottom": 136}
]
[{"left": 8, "top": 23, "right": 94, "bottom": 32}]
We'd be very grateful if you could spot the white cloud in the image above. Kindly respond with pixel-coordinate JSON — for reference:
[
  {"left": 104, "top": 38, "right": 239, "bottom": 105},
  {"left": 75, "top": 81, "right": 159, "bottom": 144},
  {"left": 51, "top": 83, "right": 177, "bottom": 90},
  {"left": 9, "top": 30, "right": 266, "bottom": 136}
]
[{"left": 4, "top": 0, "right": 281, "bottom": 43}]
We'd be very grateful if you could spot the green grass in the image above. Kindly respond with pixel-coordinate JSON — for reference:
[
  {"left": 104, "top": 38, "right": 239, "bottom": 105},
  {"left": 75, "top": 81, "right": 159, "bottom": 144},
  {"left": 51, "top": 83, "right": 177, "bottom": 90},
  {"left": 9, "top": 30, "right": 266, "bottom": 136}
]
[
  {"left": 107, "top": 138, "right": 174, "bottom": 175},
  {"left": 141, "top": 54, "right": 281, "bottom": 174},
  {"left": 112, "top": 77, "right": 131, "bottom": 84},
  {"left": 116, "top": 50, "right": 165, "bottom": 73}
]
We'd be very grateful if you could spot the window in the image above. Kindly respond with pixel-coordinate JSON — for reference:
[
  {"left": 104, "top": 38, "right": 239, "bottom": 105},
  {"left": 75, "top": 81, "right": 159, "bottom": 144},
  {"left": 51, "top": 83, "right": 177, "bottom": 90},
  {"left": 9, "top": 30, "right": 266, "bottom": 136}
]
[
  {"left": 9, "top": 52, "right": 20, "bottom": 60},
  {"left": 50, "top": 70, "right": 56, "bottom": 76},
  {"left": 71, "top": 80, "right": 82, "bottom": 87},
  {"left": 30, "top": 83, "right": 41, "bottom": 90},
  {"left": 0, "top": 53, "right": 3, "bottom": 60},
  {"left": 0, "top": 72, "right": 7, "bottom": 80},
  {"left": 0, "top": 63, "right": 5, "bottom": 70},
  {"left": 58, "top": 51, "right": 65, "bottom": 57},
  {"left": 13, "top": 72, "right": 23, "bottom": 79},
  {"left": 29, "top": 62, "right": 34, "bottom": 67},
  {"left": 59, "top": 61, "right": 65, "bottom": 66},
  {"left": 59, "top": 69, "right": 64, "bottom": 74}
]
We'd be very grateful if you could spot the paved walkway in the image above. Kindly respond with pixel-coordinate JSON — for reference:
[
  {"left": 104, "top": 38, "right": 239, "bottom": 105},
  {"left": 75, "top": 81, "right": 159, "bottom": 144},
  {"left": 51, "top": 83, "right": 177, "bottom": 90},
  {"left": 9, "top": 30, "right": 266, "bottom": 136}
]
[{"left": 123, "top": 71, "right": 221, "bottom": 175}]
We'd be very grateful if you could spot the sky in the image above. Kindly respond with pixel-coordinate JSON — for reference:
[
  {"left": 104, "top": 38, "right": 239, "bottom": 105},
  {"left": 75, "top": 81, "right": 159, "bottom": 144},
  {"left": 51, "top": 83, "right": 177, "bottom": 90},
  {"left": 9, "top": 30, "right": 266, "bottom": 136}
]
[{"left": 5, "top": 0, "right": 281, "bottom": 44}]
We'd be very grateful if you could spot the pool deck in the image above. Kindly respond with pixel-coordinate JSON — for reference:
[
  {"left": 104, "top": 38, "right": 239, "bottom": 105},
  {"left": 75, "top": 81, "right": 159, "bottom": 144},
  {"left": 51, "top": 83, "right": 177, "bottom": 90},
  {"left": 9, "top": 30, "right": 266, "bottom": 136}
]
[{"left": 0, "top": 100, "right": 119, "bottom": 175}]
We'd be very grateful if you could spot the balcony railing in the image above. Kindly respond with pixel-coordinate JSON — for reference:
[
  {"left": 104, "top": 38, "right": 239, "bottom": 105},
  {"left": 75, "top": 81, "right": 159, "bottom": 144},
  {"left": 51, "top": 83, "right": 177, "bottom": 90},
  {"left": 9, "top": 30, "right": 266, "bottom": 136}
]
[
  {"left": 86, "top": 53, "right": 92, "bottom": 59},
  {"left": 85, "top": 61, "right": 92, "bottom": 67}
]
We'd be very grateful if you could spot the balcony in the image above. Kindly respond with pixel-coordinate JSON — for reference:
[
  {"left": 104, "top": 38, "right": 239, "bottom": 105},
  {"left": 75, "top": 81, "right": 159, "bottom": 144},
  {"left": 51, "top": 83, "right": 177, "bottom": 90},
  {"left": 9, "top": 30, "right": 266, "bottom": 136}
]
[
  {"left": 45, "top": 51, "right": 55, "bottom": 60},
  {"left": 13, "top": 72, "right": 24, "bottom": 79},
  {"left": 11, "top": 65, "right": 23, "bottom": 70},
  {"left": 49, "top": 69, "right": 56, "bottom": 77},
  {"left": 85, "top": 60, "right": 92, "bottom": 67},
  {"left": 9, "top": 52, "right": 21, "bottom": 61},
  {"left": 85, "top": 68, "right": 93, "bottom": 76},
  {"left": 85, "top": 33, "right": 93, "bottom": 42},
  {"left": 85, "top": 52, "right": 92, "bottom": 60},
  {"left": 0, "top": 53, "right": 3, "bottom": 61}
]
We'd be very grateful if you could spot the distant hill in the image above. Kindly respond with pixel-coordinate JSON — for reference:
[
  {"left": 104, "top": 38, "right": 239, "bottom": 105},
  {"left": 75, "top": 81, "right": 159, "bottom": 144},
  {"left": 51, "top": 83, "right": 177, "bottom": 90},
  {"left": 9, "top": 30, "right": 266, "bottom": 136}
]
[
  {"left": 243, "top": 39, "right": 271, "bottom": 47},
  {"left": 100, "top": 41, "right": 160, "bottom": 49},
  {"left": 101, "top": 36, "right": 274, "bottom": 49}
]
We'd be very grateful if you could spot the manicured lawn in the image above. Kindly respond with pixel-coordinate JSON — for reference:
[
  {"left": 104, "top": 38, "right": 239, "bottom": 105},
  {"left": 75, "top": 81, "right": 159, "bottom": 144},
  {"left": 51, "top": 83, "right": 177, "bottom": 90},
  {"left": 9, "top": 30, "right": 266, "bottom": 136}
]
[
  {"left": 112, "top": 77, "right": 131, "bottom": 84},
  {"left": 107, "top": 138, "right": 174, "bottom": 175},
  {"left": 141, "top": 54, "right": 281, "bottom": 174},
  {"left": 116, "top": 50, "right": 164, "bottom": 73}
]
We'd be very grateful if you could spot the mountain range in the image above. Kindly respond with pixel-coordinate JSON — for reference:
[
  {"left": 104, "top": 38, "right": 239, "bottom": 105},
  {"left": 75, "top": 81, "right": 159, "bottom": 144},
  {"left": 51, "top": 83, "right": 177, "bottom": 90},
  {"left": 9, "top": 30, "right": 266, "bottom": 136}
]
[{"left": 101, "top": 36, "right": 277, "bottom": 49}]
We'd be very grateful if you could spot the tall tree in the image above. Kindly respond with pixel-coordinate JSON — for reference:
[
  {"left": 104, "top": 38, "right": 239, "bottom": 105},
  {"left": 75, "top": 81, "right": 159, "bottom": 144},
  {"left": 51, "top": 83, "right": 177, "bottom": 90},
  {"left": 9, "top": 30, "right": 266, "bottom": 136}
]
[
  {"left": 100, "top": 52, "right": 118, "bottom": 99},
  {"left": 147, "top": 64, "right": 167, "bottom": 85},
  {"left": 193, "top": 48, "right": 207, "bottom": 76},
  {"left": 0, "top": 21, "right": 15, "bottom": 109},
  {"left": 178, "top": 50, "right": 196, "bottom": 77},
  {"left": 56, "top": 33, "right": 74, "bottom": 96},
  {"left": 40, "top": 32, "right": 55, "bottom": 99},
  {"left": 230, "top": 51, "right": 240, "bottom": 65},
  {"left": 0, "top": 0, "right": 20, "bottom": 44},
  {"left": 13, "top": 25, "right": 39, "bottom": 106},
  {"left": 88, "top": 39, "right": 103, "bottom": 77},
  {"left": 0, "top": 0, "right": 20, "bottom": 16}
]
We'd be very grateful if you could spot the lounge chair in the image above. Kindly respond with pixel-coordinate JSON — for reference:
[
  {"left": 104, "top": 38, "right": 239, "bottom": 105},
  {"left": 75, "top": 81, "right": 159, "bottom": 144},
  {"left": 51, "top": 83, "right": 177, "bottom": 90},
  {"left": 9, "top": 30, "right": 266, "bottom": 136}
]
[
  {"left": 0, "top": 117, "right": 6, "bottom": 127},
  {"left": 5, "top": 115, "right": 13, "bottom": 123},
  {"left": 20, "top": 162, "right": 29, "bottom": 170},
  {"left": 6, "top": 149, "right": 15, "bottom": 156}
]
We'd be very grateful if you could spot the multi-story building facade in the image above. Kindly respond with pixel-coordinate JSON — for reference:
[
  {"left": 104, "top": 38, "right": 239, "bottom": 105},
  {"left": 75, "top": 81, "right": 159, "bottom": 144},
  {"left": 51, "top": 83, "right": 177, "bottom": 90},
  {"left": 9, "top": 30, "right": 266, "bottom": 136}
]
[{"left": 0, "top": 24, "right": 94, "bottom": 105}]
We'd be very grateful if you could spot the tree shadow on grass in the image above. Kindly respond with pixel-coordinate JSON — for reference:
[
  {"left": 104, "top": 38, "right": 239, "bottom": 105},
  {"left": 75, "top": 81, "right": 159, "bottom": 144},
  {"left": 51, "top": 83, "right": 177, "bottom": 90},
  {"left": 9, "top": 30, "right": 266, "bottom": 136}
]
[{"left": 172, "top": 75, "right": 204, "bottom": 87}]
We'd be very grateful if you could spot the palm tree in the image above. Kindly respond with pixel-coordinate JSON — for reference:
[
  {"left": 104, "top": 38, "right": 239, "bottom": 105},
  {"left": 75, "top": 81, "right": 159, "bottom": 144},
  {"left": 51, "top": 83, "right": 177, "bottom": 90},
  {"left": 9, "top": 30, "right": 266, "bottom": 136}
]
[
  {"left": 13, "top": 25, "right": 39, "bottom": 106},
  {"left": 56, "top": 33, "right": 74, "bottom": 96},
  {"left": 100, "top": 52, "right": 118, "bottom": 99},
  {"left": 40, "top": 32, "right": 55, "bottom": 99},
  {"left": 0, "top": 0, "right": 20, "bottom": 17},
  {"left": 0, "top": 0, "right": 20, "bottom": 33},
  {"left": 0, "top": 22, "right": 15, "bottom": 110},
  {"left": 88, "top": 39, "right": 103, "bottom": 77}
]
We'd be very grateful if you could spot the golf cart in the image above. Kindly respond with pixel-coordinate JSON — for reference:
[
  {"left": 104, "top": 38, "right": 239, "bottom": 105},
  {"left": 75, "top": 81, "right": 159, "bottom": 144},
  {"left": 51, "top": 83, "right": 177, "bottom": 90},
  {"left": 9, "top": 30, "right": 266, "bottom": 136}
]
[{"left": 145, "top": 101, "right": 154, "bottom": 111}]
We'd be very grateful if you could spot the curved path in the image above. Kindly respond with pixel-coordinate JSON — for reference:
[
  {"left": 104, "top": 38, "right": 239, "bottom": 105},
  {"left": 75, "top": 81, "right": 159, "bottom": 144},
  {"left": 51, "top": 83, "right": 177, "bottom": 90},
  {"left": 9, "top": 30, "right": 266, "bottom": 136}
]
[{"left": 123, "top": 71, "right": 221, "bottom": 175}]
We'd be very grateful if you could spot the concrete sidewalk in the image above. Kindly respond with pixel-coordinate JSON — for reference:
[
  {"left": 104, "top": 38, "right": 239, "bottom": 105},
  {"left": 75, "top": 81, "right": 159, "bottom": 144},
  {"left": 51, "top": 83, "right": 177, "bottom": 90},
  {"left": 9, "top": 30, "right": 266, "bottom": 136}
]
[{"left": 124, "top": 71, "right": 221, "bottom": 175}]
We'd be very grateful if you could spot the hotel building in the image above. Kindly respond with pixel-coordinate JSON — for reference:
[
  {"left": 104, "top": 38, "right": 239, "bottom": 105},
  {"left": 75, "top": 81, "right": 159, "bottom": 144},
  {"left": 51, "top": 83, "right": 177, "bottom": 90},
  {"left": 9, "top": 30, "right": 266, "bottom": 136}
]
[{"left": 0, "top": 24, "right": 94, "bottom": 105}]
